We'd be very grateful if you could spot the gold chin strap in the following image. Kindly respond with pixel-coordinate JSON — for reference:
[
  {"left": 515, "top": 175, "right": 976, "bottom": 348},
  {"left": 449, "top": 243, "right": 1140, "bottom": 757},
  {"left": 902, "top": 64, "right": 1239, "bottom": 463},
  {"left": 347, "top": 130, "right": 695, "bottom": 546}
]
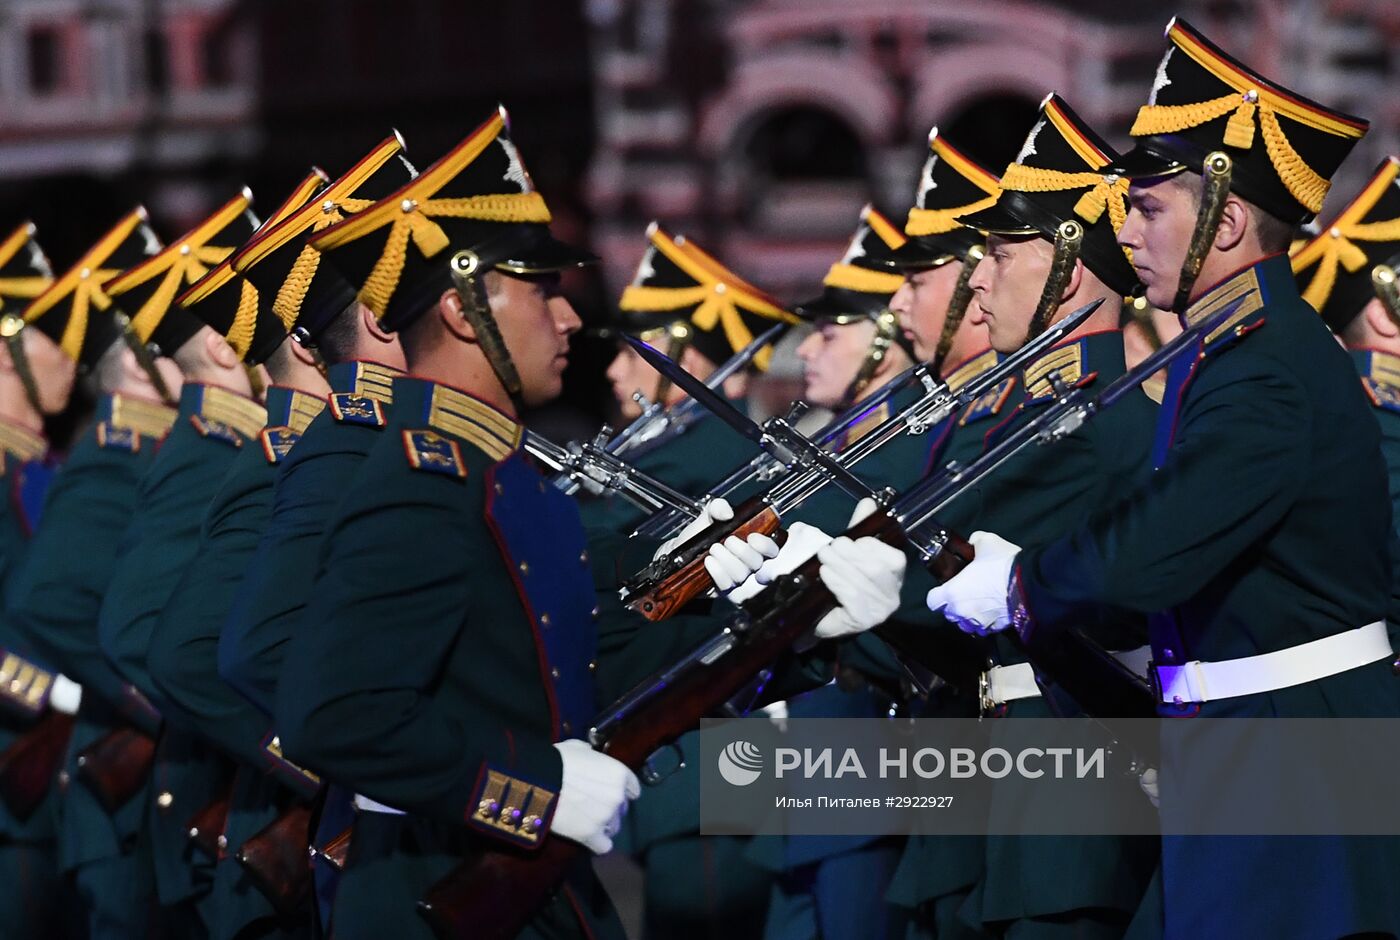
[
  {"left": 1, "top": 314, "right": 44, "bottom": 416},
  {"left": 845, "top": 309, "right": 900, "bottom": 405},
  {"left": 112, "top": 310, "right": 177, "bottom": 406},
  {"left": 655, "top": 320, "right": 692, "bottom": 405},
  {"left": 1172, "top": 152, "right": 1234, "bottom": 315},
  {"left": 450, "top": 250, "right": 523, "bottom": 403},
  {"left": 245, "top": 364, "right": 267, "bottom": 402},
  {"left": 1026, "top": 220, "right": 1085, "bottom": 342},
  {"left": 932, "top": 244, "right": 984, "bottom": 373},
  {"left": 1372, "top": 265, "right": 1400, "bottom": 330}
]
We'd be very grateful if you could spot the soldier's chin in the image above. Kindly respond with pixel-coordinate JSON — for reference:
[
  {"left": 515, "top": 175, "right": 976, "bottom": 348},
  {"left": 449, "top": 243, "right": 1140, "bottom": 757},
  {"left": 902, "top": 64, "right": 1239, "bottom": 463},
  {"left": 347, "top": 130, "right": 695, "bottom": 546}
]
[{"left": 521, "top": 375, "right": 565, "bottom": 408}]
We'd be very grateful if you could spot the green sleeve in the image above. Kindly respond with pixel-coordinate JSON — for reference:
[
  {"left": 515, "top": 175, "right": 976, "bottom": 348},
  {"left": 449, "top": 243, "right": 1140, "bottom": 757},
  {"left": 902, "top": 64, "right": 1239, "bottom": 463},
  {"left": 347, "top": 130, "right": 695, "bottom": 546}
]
[
  {"left": 275, "top": 453, "right": 563, "bottom": 825},
  {"left": 4, "top": 443, "right": 159, "bottom": 731},
  {"left": 1018, "top": 351, "right": 1311, "bottom": 627}
]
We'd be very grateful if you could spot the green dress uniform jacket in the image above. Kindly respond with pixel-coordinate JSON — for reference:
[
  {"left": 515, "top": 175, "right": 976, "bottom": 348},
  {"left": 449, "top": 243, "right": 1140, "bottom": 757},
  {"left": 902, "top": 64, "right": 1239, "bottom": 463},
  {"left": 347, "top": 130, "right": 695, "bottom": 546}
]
[
  {"left": 219, "top": 361, "right": 399, "bottom": 714},
  {"left": 275, "top": 377, "right": 725, "bottom": 940},
  {"left": 217, "top": 360, "right": 397, "bottom": 932},
  {"left": 1014, "top": 256, "right": 1400, "bottom": 939},
  {"left": 1352, "top": 348, "right": 1400, "bottom": 528},
  {"left": 3, "top": 396, "right": 175, "bottom": 938},
  {"left": 578, "top": 404, "right": 777, "bottom": 940},
  {"left": 148, "top": 385, "right": 328, "bottom": 940},
  {"left": 0, "top": 420, "right": 61, "bottom": 938},
  {"left": 933, "top": 331, "right": 1159, "bottom": 931},
  {"left": 97, "top": 382, "right": 267, "bottom": 914}
]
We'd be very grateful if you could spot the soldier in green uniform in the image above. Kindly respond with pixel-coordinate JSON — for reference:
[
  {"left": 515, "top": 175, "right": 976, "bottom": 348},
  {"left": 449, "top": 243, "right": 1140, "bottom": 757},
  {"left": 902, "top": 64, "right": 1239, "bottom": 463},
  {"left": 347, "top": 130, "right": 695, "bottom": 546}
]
[
  {"left": 591, "top": 224, "right": 796, "bottom": 940},
  {"left": 2, "top": 208, "right": 181, "bottom": 940},
  {"left": 745, "top": 204, "right": 925, "bottom": 940},
  {"left": 140, "top": 167, "right": 336, "bottom": 940},
  {"left": 0, "top": 220, "right": 70, "bottom": 938},
  {"left": 1291, "top": 155, "right": 1400, "bottom": 525},
  {"left": 586, "top": 221, "right": 795, "bottom": 534},
  {"left": 145, "top": 138, "right": 414, "bottom": 940},
  {"left": 923, "top": 93, "right": 1160, "bottom": 940},
  {"left": 217, "top": 138, "right": 415, "bottom": 935},
  {"left": 275, "top": 106, "right": 897, "bottom": 940},
  {"left": 865, "top": 127, "right": 1009, "bottom": 940},
  {"left": 930, "top": 19, "right": 1400, "bottom": 939},
  {"left": 96, "top": 188, "right": 268, "bottom": 938}
]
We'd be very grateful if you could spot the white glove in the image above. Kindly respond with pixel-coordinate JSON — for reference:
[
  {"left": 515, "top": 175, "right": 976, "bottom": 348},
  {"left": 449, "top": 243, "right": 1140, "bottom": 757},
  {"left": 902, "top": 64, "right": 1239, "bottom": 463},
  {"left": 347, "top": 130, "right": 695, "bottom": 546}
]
[
  {"left": 550, "top": 740, "right": 641, "bottom": 855},
  {"left": 704, "top": 533, "right": 780, "bottom": 595},
  {"left": 654, "top": 498, "right": 734, "bottom": 561},
  {"left": 726, "top": 522, "right": 835, "bottom": 604},
  {"left": 924, "top": 531, "right": 1021, "bottom": 636},
  {"left": 760, "top": 701, "right": 789, "bottom": 733},
  {"left": 813, "top": 535, "right": 907, "bottom": 638},
  {"left": 49, "top": 674, "right": 82, "bottom": 716},
  {"left": 1139, "top": 767, "right": 1160, "bottom": 808}
]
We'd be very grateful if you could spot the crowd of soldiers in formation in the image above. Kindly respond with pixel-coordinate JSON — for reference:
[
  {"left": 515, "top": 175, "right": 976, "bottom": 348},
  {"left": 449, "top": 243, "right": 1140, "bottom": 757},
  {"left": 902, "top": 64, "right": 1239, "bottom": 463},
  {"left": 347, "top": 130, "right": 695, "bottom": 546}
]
[{"left": 2, "top": 14, "right": 1400, "bottom": 940}]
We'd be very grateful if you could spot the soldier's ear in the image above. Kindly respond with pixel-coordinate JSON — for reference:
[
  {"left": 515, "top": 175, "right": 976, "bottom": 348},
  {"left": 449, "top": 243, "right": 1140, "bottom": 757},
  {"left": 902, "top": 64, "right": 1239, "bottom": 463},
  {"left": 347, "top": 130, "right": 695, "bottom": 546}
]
[
  {"left": 438, "top": 288, "right": 477, "bottom": 344},
  {"left": 1213, "top": 195, "right": 1250, "bottom": 253},
  {"left": 203, "top": 326, "right": 241, "bottom": 371},
  {"left": 1061, "top": 257, "right": 1085, "bottom": 303},
  {"left": 1363, "top": 296, "right": 1400, "bottom": 340},
  {"left": 359, "top": 303, "right": 394, "bottom": 344}
]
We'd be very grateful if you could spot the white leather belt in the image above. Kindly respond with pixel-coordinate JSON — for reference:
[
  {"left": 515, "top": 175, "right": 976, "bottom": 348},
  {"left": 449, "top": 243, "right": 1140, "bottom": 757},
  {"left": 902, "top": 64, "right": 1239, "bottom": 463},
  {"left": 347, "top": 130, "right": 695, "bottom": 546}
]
[
  {"left": 1154, "top": 621, "right": 1392, "bottom": 705},
  {"left": 983, "top": 645, "right": 1152, "bottom": 709},
  {"left": 352, "top": 794, "right": 405, "bottom": 815}
]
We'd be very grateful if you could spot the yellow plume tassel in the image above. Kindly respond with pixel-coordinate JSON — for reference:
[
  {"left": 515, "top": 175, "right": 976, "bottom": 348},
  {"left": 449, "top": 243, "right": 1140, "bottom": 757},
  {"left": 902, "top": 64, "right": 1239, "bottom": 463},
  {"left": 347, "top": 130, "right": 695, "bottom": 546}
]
[{"left": 1223, "top": 98, "right": 1257, "bottom": 149}]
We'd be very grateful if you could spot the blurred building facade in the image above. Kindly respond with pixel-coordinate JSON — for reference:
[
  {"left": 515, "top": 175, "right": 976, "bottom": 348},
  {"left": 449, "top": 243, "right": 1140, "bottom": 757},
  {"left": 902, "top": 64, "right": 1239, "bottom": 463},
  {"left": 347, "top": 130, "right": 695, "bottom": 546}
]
[
  {"left": 0, "top": 0, "right": 258, "bottom": 241},
  {"left": 585, "top": 0, "right": 1400, "bottom": 300}
]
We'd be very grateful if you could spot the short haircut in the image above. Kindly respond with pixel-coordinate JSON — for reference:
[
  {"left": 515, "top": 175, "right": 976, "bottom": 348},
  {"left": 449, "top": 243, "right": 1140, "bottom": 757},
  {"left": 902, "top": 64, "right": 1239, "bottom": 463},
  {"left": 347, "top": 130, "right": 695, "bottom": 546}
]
[
  {"left": 1170, "top": 171, "right": 1297, "bottom": 255},
  {"left": 90, "top": 337, "right": 127, "bottom": 394},
  {"left": 315, "top": 299, "right": 363, "bottom": 365}
]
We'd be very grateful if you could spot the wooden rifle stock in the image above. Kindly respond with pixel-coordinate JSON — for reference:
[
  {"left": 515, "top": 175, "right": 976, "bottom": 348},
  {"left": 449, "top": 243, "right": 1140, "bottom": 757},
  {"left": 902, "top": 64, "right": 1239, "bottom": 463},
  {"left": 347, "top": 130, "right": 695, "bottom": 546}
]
[
  {"left": 235, "top": 802, "right": 314, "bottom": 916},
  {"left": 186, "top": 781, "right": 234, "bottom": 858},
  {"left": 418, "top": 513, "right": 910, "bottom": 940},
  {"left": 75, "top": 725, "right": 157, "bottom": 814},
  {"left": 0, "top": 710, "right": 75, "bottom": 818},
  {"left": 624, "top": 495, "right": 782, "bottom": 621},
  {"left": 313, "top": 824, "right": 352, "bottom": 871}
]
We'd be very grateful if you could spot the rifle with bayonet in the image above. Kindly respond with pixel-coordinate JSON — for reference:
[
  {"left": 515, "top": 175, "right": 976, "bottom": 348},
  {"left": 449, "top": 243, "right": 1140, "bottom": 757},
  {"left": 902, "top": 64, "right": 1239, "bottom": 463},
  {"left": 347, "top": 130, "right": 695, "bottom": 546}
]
[
  {"left": 525, "top": 430, "right": 703, "bottom": 520},
  {"left": 557, "top": 323, "right": 791, "bottom": 499},
  {"left": 610, "top": 322, "right": 790, "bottom": 458},
  {"left": 631, "top": 358, "right": 933, "bottom": 541},
  {"left": 619, "top": 298, "right": 1104, "bottom": 621},
  {"left": 415, "top": 293, "right": 1247, "bottom": 940}
]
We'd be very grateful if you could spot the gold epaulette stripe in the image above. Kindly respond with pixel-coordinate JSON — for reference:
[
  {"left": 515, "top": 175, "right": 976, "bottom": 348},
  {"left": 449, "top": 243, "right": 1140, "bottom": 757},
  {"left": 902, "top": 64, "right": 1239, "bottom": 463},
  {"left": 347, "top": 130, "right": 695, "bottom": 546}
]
[
  {"left": 353, "top": 362, "right": 398, "bottom": 402},
  {"left": 0, "top": 421, "right": 46, "bottom": 462},
  {"left": 427, "top": 385, "right": 522, "bottom": 460},
  {"left": 1024, "top": 345, "right": 1084, "bottom": 398},
  {"left": 109, "top": 395, "right": 178, "bottom": 439},
  {"left": 285, "top": 390, "right": 327, "bottom": 434},
  {"left": 945, "top": 349, "right": 998, "bottom": 392},
  {"left": 1185, "top": 268, "right": 1264, "bottom": 345},
  {"left": 200, "top": 386, "right": 268, "bottom": 440},
  {"left": 1371, "top": 352, "right": 1400, "bottom": 388}
]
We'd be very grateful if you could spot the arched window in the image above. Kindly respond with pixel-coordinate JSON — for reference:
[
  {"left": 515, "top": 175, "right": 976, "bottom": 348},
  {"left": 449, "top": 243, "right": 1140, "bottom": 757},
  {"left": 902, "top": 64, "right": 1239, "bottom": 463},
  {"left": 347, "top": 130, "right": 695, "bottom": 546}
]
[{"left": 735, "top": 104, "right": 868, "bottom": 235}]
